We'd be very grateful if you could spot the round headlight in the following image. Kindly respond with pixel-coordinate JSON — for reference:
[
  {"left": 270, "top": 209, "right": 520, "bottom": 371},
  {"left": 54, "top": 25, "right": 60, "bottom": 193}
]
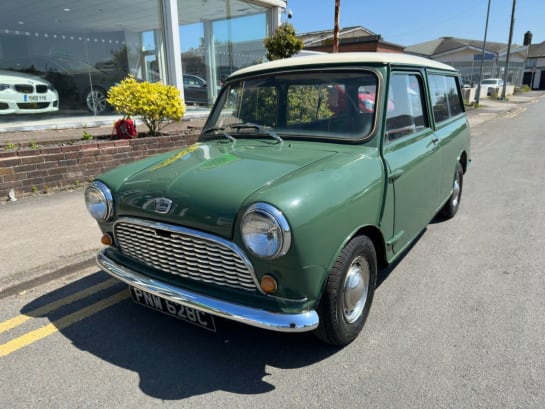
[
  {"left": 241, "top": 203, "right": 291, "bottom": 259},
  {"left": 85, "top": 181, "right": 113, "bottom": 221}
]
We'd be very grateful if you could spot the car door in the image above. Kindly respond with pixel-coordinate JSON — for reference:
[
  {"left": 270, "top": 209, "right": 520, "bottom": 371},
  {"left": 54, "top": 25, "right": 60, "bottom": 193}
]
[{"left": 382, "top": 71, "right": 442, "bottom": 254}]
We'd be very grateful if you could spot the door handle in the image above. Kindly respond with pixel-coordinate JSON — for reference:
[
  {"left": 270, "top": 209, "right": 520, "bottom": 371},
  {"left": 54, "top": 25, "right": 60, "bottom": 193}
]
[
  {"left": 388, "top": 169, "right": 404, "bottom": 182},
  {"left": 428, "top": 136, "right": 440, "bottom": 149}
]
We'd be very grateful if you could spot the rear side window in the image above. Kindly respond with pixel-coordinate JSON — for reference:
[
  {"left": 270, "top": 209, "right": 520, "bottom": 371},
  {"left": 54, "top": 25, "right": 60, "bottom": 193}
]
[{"left": 428, "top": 75, "right": 464, "bottom": 124}]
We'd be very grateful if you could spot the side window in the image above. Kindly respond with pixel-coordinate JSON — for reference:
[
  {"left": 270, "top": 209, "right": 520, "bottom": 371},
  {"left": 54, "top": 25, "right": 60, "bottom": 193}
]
[
  {"left": 446, "top": 76, "right": 464, "bottom": 116},
  {"left": 429, "top": 74, "right": 464, "bottom": 124},
  {"left": 385, "top": 73, "right": 428, "bottom": 141}
]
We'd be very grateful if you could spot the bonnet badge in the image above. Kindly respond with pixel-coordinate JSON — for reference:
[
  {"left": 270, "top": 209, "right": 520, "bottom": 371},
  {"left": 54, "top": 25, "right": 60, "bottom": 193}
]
[{"left": 154, "top": 198, "right": 173, "bottom": 214}]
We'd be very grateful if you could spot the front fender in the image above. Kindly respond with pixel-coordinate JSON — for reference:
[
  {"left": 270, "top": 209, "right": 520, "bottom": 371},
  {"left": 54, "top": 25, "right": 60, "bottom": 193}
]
[{"left": 237, "top": 150, "right": 385, "bottom": 304}]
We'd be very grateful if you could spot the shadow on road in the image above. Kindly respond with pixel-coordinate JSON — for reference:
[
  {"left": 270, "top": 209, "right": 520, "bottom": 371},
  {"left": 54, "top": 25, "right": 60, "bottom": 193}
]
[
  {"left": 19, "top": 224, "right": 428, "bottom": 400},
  {"left": 21, "top": 271, "right": 339, "bottom": 400}
]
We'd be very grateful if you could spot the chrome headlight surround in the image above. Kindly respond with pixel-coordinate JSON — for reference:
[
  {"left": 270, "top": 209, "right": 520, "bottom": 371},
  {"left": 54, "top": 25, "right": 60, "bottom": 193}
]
[
  {"left": 85, "top": 181, "right": 113, "bottom": 221},
  {"left": 240, "top": 203, "right": 291, "bottom": 259}
]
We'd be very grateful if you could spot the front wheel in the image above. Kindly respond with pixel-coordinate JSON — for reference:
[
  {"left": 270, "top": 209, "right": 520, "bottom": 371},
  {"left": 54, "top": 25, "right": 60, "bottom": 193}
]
[
  {"left": 314, "top": 235, "right": 377, "bottom": 346},
  {"left": 86, "top": 87, "right": 109, "bottom": 114},
  {"left": 440, "top": 162, "right": 464, "bottom": 219}
]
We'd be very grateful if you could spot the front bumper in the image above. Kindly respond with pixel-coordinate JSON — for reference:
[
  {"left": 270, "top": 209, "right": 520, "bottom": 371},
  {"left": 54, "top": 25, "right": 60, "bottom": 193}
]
[{"left": 97, "top": 248, "right": 319, "bottom": 333}]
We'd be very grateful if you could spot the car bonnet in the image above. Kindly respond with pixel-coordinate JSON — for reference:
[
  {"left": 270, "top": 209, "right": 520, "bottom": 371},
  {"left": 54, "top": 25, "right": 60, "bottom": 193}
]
[{"left": 111, "top": 141, "right": 338, "bottom": 239}]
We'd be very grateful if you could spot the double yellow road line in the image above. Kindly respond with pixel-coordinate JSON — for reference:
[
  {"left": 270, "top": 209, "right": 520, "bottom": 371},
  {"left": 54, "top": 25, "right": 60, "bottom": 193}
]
[{"left": 0, "top": 278, "right": 129, "bottom": 357}]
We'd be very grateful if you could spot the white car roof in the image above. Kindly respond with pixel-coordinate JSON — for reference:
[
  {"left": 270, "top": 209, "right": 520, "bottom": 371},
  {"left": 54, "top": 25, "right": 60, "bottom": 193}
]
[{"left": 230, "top": 52, "right": 456, "bottom": 78}]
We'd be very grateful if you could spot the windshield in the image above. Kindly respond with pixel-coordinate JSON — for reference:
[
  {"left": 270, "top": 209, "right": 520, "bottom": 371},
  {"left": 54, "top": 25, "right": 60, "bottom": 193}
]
[{"left": 203, "top": 70, "right": 378, "bottom": 141}]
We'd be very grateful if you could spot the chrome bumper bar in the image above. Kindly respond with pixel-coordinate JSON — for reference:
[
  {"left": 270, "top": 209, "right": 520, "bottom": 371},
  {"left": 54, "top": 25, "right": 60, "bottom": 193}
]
[{"left": 97, "top": 249, "right": 319, "bottom": 333}]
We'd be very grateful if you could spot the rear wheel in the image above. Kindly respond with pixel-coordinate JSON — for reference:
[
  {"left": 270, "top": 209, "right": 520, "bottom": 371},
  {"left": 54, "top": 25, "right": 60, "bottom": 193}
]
[
  {"left": 314, "top": 235, "right": 377, "bottom": 346},
  {"left": 440, "top": 162, "right": 464, "bottom": 219}
]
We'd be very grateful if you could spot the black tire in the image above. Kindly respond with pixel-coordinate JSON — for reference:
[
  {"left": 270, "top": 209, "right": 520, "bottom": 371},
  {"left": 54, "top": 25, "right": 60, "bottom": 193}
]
[
  {"left": 85, "top": 87, "right": 109, "bottom": 114},
  {"left": 314, "top": 235, "right": 377, "bottom": 346},
  {"left": 440, "top": 162, "right": 464, "bottom": 219}
]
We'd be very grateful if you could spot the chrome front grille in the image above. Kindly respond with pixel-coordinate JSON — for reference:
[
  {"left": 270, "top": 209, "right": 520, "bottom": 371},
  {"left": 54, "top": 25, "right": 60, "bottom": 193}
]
[{"left": 114, "top": 218, "right": 258, "bottom": 292}]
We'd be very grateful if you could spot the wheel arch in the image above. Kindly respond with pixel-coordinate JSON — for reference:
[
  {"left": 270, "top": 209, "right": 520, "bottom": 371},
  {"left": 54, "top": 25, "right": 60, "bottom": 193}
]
[
  {"left": 459, "top": 150, "right": 469, "bottom": 173},
  {"left": 353, "top": 225, "right": 388, "bottom": 269},
  {"left": 315, "top": 224, "right": 386, "bottom": 306}
]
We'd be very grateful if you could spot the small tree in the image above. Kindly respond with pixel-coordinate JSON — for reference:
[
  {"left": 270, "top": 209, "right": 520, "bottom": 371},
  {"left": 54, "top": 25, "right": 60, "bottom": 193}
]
[
  {"left": 107, "top": 76, "right": 186, "bottom": 136},
  {"left": 264, "top": 23, "right": 303, "bottom": 61}
]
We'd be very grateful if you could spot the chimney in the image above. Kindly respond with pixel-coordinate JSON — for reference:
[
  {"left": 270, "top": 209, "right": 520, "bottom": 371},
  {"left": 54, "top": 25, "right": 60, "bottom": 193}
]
[{"left": 523, "top": 31, "right": 532, "bottom": 46}]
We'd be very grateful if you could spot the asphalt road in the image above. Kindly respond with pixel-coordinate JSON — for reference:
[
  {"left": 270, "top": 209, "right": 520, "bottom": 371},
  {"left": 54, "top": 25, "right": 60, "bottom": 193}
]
[{"left": 1, "top": 97, "right": 544, "bottom": 408}]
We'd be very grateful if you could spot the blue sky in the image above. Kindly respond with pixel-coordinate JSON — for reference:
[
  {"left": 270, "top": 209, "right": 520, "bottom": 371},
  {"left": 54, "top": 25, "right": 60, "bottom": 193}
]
[{"left": 285, "top": 0, "right": 543, "bottom": 46}]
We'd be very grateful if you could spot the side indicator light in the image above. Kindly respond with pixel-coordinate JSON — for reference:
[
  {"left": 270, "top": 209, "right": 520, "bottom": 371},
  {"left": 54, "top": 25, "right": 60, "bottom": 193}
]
[
  {"left": 101, "top": 234, "right": 113, "bottom": 246},
  {"left": 260, "top": 275, "right": 278, "bottom": 294}
]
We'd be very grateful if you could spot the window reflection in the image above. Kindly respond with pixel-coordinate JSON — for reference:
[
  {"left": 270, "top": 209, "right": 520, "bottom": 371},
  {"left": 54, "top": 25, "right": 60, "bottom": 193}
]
[
  {"left": 0, "top": 3, "right": 162, "bottom": 117},
  {"left": 0, "top": 0, "right": 275, "bottom": 125},
  {"left": 180, "top": 2, "right": 269, "bottom": 107}
]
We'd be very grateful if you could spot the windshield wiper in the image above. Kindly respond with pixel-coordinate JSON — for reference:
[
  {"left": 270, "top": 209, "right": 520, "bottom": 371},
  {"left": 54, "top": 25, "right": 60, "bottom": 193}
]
[
  {"left": 230, "top": 123, "right": 283, "bottom": 144},
  {"left": 201, "top": 127, "right": 236, "bottom": 143}
]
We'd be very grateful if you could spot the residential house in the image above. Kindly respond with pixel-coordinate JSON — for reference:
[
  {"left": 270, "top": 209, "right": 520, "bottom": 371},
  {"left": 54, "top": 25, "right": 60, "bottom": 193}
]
[
  {"left": 523, "top": 40, "right": 545, "bottom": 89},
  {"left": 298, "top": 26, "right": 404, "bottom": 53}
]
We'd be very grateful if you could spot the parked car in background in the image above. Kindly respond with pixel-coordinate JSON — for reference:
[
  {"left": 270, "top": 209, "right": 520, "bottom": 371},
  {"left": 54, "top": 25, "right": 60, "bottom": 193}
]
[
  {"left": 0, "top": 56, "right": 126, "bottom": 114},
  {"left": 183, "top": 74, "right": 210, "bottom": 105},
  {"left": 86, "top": 53, "right": 470, "bottom": 346},
  {"left": 183, "top": 74, "right": 223, "bottom": 105},
  {"left": 480, "top": 78, "right": 504, "bottom": 95},
  {"left": 481, "top": 78, "right": 504, "bottom": 87},
  {"left": 0, "top": 69, "right": 58, "bottom": 115}
]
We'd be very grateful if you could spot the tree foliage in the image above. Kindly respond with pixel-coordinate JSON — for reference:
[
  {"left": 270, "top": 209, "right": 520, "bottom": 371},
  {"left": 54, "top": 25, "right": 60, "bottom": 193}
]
[{"left": 264, "top": 23, "right": 303, "bottom": 61}]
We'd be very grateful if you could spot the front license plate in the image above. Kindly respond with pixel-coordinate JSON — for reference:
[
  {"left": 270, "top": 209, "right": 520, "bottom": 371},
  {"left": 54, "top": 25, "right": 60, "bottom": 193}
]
[
  {"left": 25, "top": 95, "right": 47, "bottom": 102},
  {"left": 129, "top": 286, "right": 216, "bottom": 331}
]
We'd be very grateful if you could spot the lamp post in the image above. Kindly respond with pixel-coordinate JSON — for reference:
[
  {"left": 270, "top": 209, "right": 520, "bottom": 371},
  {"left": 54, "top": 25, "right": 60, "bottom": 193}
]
[{"left": 475, "top": 0, "right": 491, "bottom": 106}]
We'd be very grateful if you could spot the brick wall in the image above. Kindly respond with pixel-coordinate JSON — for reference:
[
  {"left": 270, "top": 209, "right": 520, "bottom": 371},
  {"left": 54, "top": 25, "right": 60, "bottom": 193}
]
[{"left": 0, "top": 134, "right": 199, "bottom": 200}]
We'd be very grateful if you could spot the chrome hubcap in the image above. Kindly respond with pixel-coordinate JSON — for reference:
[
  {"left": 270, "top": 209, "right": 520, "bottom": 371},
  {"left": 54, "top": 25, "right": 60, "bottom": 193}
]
[
  {"left": 452, "top": 174, "right": 461, "bottom": 208},
  {"left": 342, "top": 256, "right": 369, "bottom": 323}
]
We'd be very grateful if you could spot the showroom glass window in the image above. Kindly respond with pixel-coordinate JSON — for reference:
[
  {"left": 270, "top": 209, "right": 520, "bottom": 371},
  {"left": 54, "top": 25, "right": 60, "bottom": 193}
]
[
  {"left": 1, "top": 0, "right": 277, "bottom": 126},
  {"left": 179, "top": 0, "right": 270, "bottom": 106},
  {"left": 0, "top": 1, "right": 165, "bottom": 118}
]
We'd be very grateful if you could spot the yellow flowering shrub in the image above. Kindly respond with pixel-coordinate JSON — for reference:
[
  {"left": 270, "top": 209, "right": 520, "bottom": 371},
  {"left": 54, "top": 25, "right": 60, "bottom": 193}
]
[{"left": 107, "top": 75, "right": 186, "bottom": 136}]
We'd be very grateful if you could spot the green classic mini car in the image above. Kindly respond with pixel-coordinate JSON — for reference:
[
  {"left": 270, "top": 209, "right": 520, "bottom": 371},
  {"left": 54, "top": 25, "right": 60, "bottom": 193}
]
[{"left": 85, "top": 53, "right": 470, "bottom": 346}]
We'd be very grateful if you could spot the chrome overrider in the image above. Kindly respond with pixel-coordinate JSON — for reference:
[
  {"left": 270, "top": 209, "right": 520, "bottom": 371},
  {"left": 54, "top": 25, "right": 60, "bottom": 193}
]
[{"left": 96, "top": 249, "right": 320, "bottom": 332}]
